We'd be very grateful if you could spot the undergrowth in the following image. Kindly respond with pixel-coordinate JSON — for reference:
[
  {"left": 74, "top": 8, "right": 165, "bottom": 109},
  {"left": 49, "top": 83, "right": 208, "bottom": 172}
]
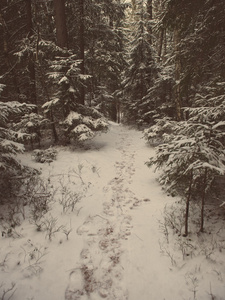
[{"left": 0, "top": 160, "right": 91, "bottom": 298}]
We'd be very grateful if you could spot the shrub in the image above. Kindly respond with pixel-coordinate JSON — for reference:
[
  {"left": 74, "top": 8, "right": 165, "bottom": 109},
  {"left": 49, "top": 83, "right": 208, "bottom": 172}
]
[{"left": 32, "top": 147, "right": 58, "bottom": 163}]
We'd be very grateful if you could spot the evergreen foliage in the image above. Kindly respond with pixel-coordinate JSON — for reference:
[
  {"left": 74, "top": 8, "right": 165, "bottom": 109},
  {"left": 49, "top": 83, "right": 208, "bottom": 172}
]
[
  {"left": 122, "top": 0, "right": 157, "bottom": 125},
  {"left": 43, "top": 50, "right": 108, "bottom": 144},
  {"left": 145, "top": 85, "right": 225, "bottom": 234},
  {"left": 45, "top": 53, "right": 84, "bottom": 116},
  {"left": 32, "top": 148, "right": 58, "bottom": 163},
  {"left": 0, "top": 100, "right": 38, "bottom": 202},
  {"left": 60, "top": 105, "right": 108, "bottom": 144},
  {"left": 142, "top": 0, "right": 225, "bottom": 234},
  {"left": 13, "top": 112, "right": 49, "bottom": 147},
  {"left": 82, "top": 0, "right": 127, "bottom": 120}
]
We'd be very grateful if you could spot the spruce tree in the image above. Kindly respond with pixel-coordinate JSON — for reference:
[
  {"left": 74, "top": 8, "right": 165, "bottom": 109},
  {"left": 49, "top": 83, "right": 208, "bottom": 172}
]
[
  {"left": 145, "top": 0, "right": 225, "bottom": 234},
  {"left": 0, "top": 99, "right": 38, "bottom": 202},
  {"left": 122, "top": 0, "right": 157, "bottom": 125}
]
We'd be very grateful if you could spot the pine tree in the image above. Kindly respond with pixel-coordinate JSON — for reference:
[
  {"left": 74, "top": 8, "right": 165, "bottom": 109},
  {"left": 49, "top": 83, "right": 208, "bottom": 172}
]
[
  {"left": 0, "top": 0, "right": 27, "bottom": 102},
  {"left": 146, "top": 82, "right": 225, "bottom": 235},
  {"left": 158, "top": 0, "right": 225, "bottom": 120},
  {"left": 122, "top": 0, "right": 157, "bottom": 125},
  {"left": 0, "top": 98, "right": 38, "bottom": 202},
  {"left": 66, "top": 0, "right": 127, "bottom": 119},
  {"left": 53, "top": 0, "right": 68, "bottom": 49},
  {"left": 145, "top": 1, "right": 225, "bottom": 224}
]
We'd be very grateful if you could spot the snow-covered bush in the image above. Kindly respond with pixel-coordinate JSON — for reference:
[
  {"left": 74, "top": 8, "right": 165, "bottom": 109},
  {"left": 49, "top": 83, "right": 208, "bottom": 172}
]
[
  {"left": 146, "top": 97, "right": 225, "bottom": 235},
  {"left": 46, "top": 53, "right": 84, "bottom": 113},
  {"left": 12, "top": 113, "right": 49, "bottom": 148},
  {"left": 32, "top": 148, "right": 58, "bottom": 163},
  {"left": 0, "top": 101, "right": 37, "bottom": 202},
  {"left": 43, "top": 51, "right": 108, "bottom": 144},
  {"left": 61, "top": 106, "right": 108, "bottom": 143},
  {"left": 143, "top": 117, "right": 178, "bottom": 145}
]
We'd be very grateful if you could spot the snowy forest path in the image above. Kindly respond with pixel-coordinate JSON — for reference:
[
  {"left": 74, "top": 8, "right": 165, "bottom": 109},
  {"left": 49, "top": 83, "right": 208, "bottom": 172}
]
[
  {"left": 65, "top": 124, "right": 146, "bottom": 300},
  {"left": 4, "top": 120, "right": 225, "bottom": 300},
  {"left": 17, "top": 122, "right": 172, "bottom": 300},
  {"left": 17, "top": 122, "right": 217, "bottom": 300},
  {"left": 63, "top": 122, "right": 178, "bottom": 300}
]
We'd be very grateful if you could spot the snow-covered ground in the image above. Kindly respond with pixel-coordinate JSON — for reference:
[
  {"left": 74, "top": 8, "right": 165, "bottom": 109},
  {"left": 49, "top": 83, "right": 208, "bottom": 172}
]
[{"left": 1, "top": 122, "right": 225, "bottom": 300}]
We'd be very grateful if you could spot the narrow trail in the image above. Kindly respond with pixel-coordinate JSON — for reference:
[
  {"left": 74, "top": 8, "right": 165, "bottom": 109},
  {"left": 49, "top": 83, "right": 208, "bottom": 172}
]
[{"left": 65, "top": 125, "right": 152, "bottom": 300}]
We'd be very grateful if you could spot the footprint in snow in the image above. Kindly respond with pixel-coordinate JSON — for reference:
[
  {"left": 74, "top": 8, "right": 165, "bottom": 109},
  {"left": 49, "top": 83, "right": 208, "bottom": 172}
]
[{"left": 65, "top": 269, "right": 86, "bottom": 300}]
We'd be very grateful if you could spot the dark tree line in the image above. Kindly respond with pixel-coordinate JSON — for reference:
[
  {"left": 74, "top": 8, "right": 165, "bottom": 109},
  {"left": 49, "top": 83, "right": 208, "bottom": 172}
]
[{"left": 0, "top": 0, "right": 127, "bottom": 140}]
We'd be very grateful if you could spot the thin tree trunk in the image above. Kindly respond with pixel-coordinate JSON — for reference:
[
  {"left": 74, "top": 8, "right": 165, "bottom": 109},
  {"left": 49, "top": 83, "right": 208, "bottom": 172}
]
[
  {"left": 184, "top": 170, "right": 193, "bottom": 237},
  {"left": 79, "top": 0, "right": 85, "bottom": 105},
  {"left": 53, "top": 0, "right": 68, "bottom": 48},
  {"left": 50, "top": 110, "right": 58, "bottom": 143},
  {"left": 0, "top": 4, "right": 20, "bottom": 97},
  {"left": 158, "top": 28, "right": 164, "bottom": 62},
  {"left": 26, "top": 0, "right": 33, "bottom": 37},
  {"left": 116, "top": 102, "right": 121, "bottom": 123},
  {"left": 163, "top": 28, "right": 167, "bottom": 60},
  {"left": 174, "top": 28, "right": 182, "bottom": 121},
  {"left": 146, "top": 0, "right": 152, "bottom": 45},
  {"left": 200, "top": 168, "right": 208, "bottom": 233},
  {"left": 26, "top": 0, "right": 37, "bottom": 109}
]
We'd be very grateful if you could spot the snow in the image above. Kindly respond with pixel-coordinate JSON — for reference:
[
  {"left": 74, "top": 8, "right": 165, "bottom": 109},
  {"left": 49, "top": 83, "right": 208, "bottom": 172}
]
[
  {"left": 1, "top": 122, "right": 225, "bottom": 300},
  {"left": 78, "top": 74, "right": 92, "bottom": 80},
  {"left": 69, "top": 86, "right": 76, "bottom": 93},
  {"left": 93, "top": 118, "right": 109, "bottom": 130},
  {"left": 1, "top": 139, "right": 25, "bottom": 153},
  {"left": 48, "top": 72, "right": 61, "bottom": 79},
  {"left": 213, "top": 121, "right": 225, "bottom": 130},
  {"left": 65, "top": 111, "right": 82, "bottom": 125},
  {"left": 0, "top": 83, "right": 5, "bottom": 93},
  {"left": 78, "top": 132, "right": 95, "bottom": 141},
  {"left": 73, "top": 124, "right": 91, "bottom": 134},
  {"left": 82, "top": 116, "right": 93, "bottom": 126},
  {"left": 59, "top": 76, "right": 69, "bottom": 85},
  {"left": 42, "top": 98, "right": 60, "bottom": 110}
]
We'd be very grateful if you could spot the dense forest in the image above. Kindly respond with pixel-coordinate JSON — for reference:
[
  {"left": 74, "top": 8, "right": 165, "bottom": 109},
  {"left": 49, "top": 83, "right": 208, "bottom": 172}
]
[{"left": 0, "top": 0, "right": 225, "bottom": 235}]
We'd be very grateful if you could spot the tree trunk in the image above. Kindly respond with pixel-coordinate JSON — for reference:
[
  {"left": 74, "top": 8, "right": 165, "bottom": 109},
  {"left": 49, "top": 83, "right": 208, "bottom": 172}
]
[
  {"left": 163, "top": 28, "right": 167, "bottom": 60},
  {"left": 200, "top": 168, "right": 208, "bottom": 233},
  {"left": 146, "top": 0, "right": 152, "bottom": 44},
  {"left": 53, "top": 0, "right": 68, "bottom": 48},
  {"left": 184, "top": 170, "right": 193, "bottom": 237},
  {"left": 79, "top": 0, "right": 85, "bottom": 105},
  {"left": 50, "top": 110, "right": 59, "bottom": 143},
  {"left": 26, "top": 0, "right": 37, "bottom": 109},
  {"left": 131, "top": 0, "right": 137, "bottom": 17},
  {"left": 26, "top": 0, "right": 33, "bottom": 37},
  {"left": 116, "top": 102, "right": 121, "bottom": 123},
  {"left": 0, "top": 4, "right": 20, "bottom": 98},
  {"left": 174, "top": 28, "right": 182, "bottom": 121},
  {"left": 158, "top": 28, "right": 164, "bottom": 62}
]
